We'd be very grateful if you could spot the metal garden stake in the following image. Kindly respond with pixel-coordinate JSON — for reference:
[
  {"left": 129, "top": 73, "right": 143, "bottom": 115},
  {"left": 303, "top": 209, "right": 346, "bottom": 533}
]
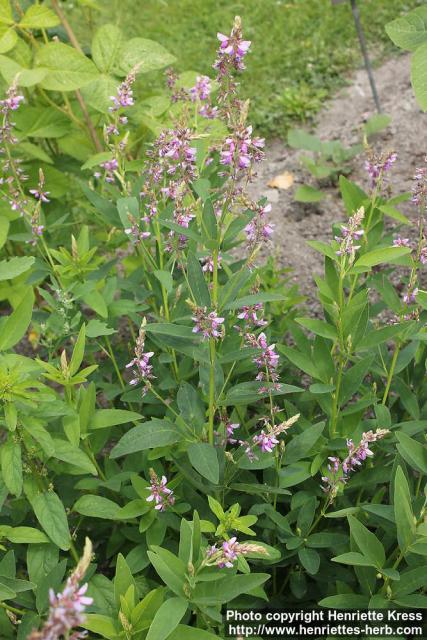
[{"left": 331, "top": 0, "right": 382, "bottom": 112}]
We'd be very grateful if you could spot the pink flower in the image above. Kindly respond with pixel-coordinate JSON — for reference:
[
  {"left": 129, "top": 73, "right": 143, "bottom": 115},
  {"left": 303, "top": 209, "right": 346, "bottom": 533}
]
[
  {"left": 146, "top": 472, "right": 175, "bottom": 511},
  {"left": 253, "top": 430, "right": 279, "bottom": 453},
  {"left": 192, "top": 308, "right": 225, "bottom": 340}
]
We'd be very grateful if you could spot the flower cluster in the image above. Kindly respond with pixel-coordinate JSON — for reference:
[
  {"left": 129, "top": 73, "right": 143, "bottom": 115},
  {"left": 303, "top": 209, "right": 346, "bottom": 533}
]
[
  {"left": 214, "top": 18, "right": 251, "bottom": 76},
  {"left": 28, "top": 538, "right": 93, "bottom": 640},
  {"left": 125, "top": 318, "right": 155, "bottom": 395},
  {"left": 412, "top": 159, "right": 427, "bottom": 209},
  {"left": 244, "top": 332, "right": 280, "bottom": 392},
  {"left": 365, "top": 150, "right": 397, "bottom": 189},
  {"left": 322, "top": 429, "right": 389, "bottom": 499},
  {"left": 219, "top": 125, "right": 265, "bottom": 178},
  {"left": 146, "top": 470, "right": 175, "bottom": 512},
  {"left": 244, "top": 202, "right": 274, "bottom": 251},
  {"left": 252, "top": 414, "right": 299, "bottom": 454},
  {"left": 335, "top": 206, "right": 365, "bottom": 261},
  {"left": 205, "top": 537, "right": 267, "bottom": 569},
  {"left": 95, "top": 66, "right": 139, "bottom": 184},
  {"left": 191, "top": 305, "right": 224, "bottom": 340}
]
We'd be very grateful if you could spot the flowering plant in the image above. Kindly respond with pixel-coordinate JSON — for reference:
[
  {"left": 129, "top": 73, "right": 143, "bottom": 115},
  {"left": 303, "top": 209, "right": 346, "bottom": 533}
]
[{"left": 0, "top": 6, "right": 426, "bottom": 640}]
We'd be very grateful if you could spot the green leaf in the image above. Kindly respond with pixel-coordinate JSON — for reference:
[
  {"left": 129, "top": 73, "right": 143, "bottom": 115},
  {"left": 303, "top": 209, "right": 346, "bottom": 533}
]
[
  {"left": 348, "top": 515, "right": 385, "bottom": 568},
  {"left": 31, "top": 492, "right": 70, "bottom": 551},
  {"left": 91, "top": 409, "right": 142, "bottom": 430},
  {"left": 6, "top": 527, "right": 47, "bottom": 544},
  {"left": 86, "top": 319, "right": 116, "bottom": 338},
  {"left": 332, "top": 552, "right": 375, "bottom": 567},
  {"left": 114, "top": 553, "right": 136, "bottom": 605},
  {"left": 168, "top": 626, "right": 219, "bottom": 640},
  {"left": 187, "top": 253, "right": 210, "bottom": 307},
  {"left": 0, "top": 217, "right": 9, "bottom": 250},
  {"left": 284, "top": 423, "right": 325, "bottom": 464},
  {"left": 393, "top": 566, "right": 427, "bottom": 597},
  {"left": 0, "top": 1, "right": 12, "bottom": 25},
  {"left": 69, "top": 323, "right": 85, "bottom": 376},
  {"left": 192, "top": 573, "right": 269, "bottom": 605},
  {"left": 115, "top": 38, "right": 176, "bottom": 76},
  {"left": 110, "top": 419, "right": 180, "bottom": 458},
  {"left": 146, "top": 597, "right": 188, "bottom": 640},
  {"left": 354, "top": 246, "right": 411, "bottom": 269},
  {"left": 82, "top": 615, "right": 118, "bottom": 640},
  {"left": 147, "top": 548, "right": 186, "bottom": 597},
  {"left": 411, "top": 40, "right": 427, "bottom": 111},
  {"left": 223, "top": 381, "right": 302, "bottom": 405},
  {"left": 394, "top": 466, "right": 416, "bottom": 554},
  {"left": 52, "top": 439, "right": 97, "bottom": 475},
  {"left": 386, "top": 6, "right": 427, "bottom": 51},
  {"left": 35, "top": 42, "right": 99, "bottom": 91},
  {"left": 0, "top": 55, "right": 47, "bottom": 87},
  {"left": 0, "top": 439, "right": 22, "bottom": 496},
  {"left": 296, "top": 317, "right": 337, "bottom": 340},
  {"left": 319, "top": 594, "right": 369, "bottom": 608},
  {"left": 298, "top": 548, "right": 320, "bottom": 575},
  {"left": 396, "top": 432, "right": 427, "bottom": 474},
  {"left": 379, "top": 203, "right": 410, "bottom": 224},
  {"left": 92, "top": 24, "right": 124, "bottom": 73},
  {"left": 363, "top": 114, "right": 391, "bottom": 138},
  {"left": 0, "top": 256, "right": 34, "bottom": 281},
  {"left": 187, "top": 443, "right": 219, "bottom": 484},
  {"left": 277, "top": 344, "right": 318, "bottom": 379},
  {"left": 294, "top": 184, "right": 324, "bottom": 203},
  {"left": 177, "top": 382, "right": 205, "bottom": 428},
  {"left": 73, "top": 495, "right": 120, "bottom": 520},
  {"left": 19, "top": 5, "right": 60, "bottom": 28},
  {"left": 153, "top": 269, "right": 173, "bottom": 293},
  {"left": 14, "top": 107, "right": 71, "bottom": 138},
  {"left": 339, "top": 176, "right": 368, "bottom": 215}
]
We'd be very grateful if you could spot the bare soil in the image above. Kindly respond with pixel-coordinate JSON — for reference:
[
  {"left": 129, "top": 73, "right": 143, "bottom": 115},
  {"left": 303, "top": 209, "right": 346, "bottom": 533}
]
[{"left": 248, "top": 54, "right": 426, "bottom": 303}]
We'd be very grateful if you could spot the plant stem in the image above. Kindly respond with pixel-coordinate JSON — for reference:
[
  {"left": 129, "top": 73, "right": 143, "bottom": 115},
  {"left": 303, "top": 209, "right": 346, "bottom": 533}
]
[
  {"left": 104, "top": 336, "right": 125, "bottom": 390},
  {"left": 208, "top": 338, "right": 216, "bottom": 445},
  {"left": 382, "top": 343, "right": 400, "bottom": 405}
]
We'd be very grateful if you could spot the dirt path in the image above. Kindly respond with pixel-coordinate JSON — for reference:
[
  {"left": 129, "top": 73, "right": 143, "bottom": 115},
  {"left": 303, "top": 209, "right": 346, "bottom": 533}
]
[{"left": 248, "top": 54, "right": 426, "bottom": 302}]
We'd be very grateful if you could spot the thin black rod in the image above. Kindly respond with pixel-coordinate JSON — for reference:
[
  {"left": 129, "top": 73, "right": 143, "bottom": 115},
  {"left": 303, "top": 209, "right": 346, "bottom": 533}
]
[{"left": 350, "top": 0, "right": 382, "bottom": 113}]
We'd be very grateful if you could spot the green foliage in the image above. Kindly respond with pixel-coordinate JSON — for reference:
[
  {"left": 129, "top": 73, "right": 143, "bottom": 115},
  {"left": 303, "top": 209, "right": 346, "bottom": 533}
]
[{"left": 0, "top": 3, "right": 425, "bottom": 638}]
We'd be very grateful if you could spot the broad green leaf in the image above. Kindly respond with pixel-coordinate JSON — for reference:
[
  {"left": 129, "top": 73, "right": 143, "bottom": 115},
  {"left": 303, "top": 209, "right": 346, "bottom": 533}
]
[
  {"left": 363, "top": 114, "right": 391, "bottom": 138},
  {"left": 187, "top": 252, "right": 210, "bottom": 307},
  {"left": 396, "top": 432, "right": 427, "bottom": 474},
  {"left": 394, "top": 466, "right": 416, "bottom": 554},
  {"left": 115, "top": 38, "right": 176, "bottom": 76},
  {"left": 153, "top": 269, "right": 173, "bottom": 293},
  {"left": 0, "top": 216, "right": 9, "bottom": 249},
  {"left": 187, "top": 443, "right": 219, "bottom": 484},
  {"left": 146, "top": 597, "right": 188, "bottom": 640},
  {"left": 393, "top": 566, "right": 427, "bottom": 597},
  {"left": 298, "top": 548, "right": 320, "bottom": 575},
  {"left": 277, "top": 344, "right": 318, "bottom": 379},
  {"left": 31, "top": 492, "right": 70, "bottom": 550},
  {"left": 86, "top": 319, "right": 116, "bottom": 338},
  {"left": 73, "top": 495, "right": 120, "bottom": 520},
  {"left": 296, "top": 317, "right": 337, "bottom": 340},
  {"left": 0, "top": 55, "right": 47, "bottom": 87},
  {"left": 386, "top": 6, "right": 427, "bottom": 51},
  {"left": 348, "top": 515, "right": 385, "bottom": 568},
  {"left": 14, "top": 107, "right": 71, "bottom": 138},
  {"left": 294, "top": 184, "right": 324, "bottom": 203},
  {"left": 0, "top": 0, "right": 13, "bottom": 25},
  {"left": 110, "top": 419, "right": 180, "bottom": 458},
  {"left": 354, "top": 246, "right": 411, "bottom": 268},
  {"left": 168, "top": 626, "right": 219, "bottom": 640},
  {"left": 411, "top": 40, "right": 427, "bottom": 111},
  {"left": 287, "top": 128, "right": 322, "bottom": 152},
  {"left": 7, "top": 527, "right": 49, "bottom": 544},
  {"left": 319, "top": 594, "right": 369, "bottom": 608},
  {"left": 332, "top": 552, "right": 374, "bottom": 567},
  {"left": 69, "top": 323, "right": 85, "bottom": 376},
  {"left": 147, "top": 548, "right": 186, "bottom": 597},
  {"left": 114, "top": 553, "right": 136, "bottom": 605},
  {"left": 192, "top": 573, "right": 269, "bottom": 605},
  {"left": 19, "top": 5, "right": 60, "bottom": 28},
  {"left": 52, "top": 439, "right": 97, "bottom": 476},
  {"left": 91, "top": 409, "right": 142, "bottom": 430},
  {"left": 283, "top": 423, "right": 325, "bottom": 464},
  {"left": 92, "top": 24, "right": 124, "bottom": 73},
  {"left": 35, "top": 42, "right": 99, "bottom": 91},
  {"left": 0, "top": 439, "right": 22, "bottom": 496},
  {"left": 82, "top": 615, "right": 118, "bottom": 640},
  {"left": 0, "top": 256, "right": 34, "bottom": 281},
  {"left": 177, "top": 382, "right": 205, "bottom": 428},
  {"left": 223, "top": 381, "right": 302, "bottom": 405}
]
